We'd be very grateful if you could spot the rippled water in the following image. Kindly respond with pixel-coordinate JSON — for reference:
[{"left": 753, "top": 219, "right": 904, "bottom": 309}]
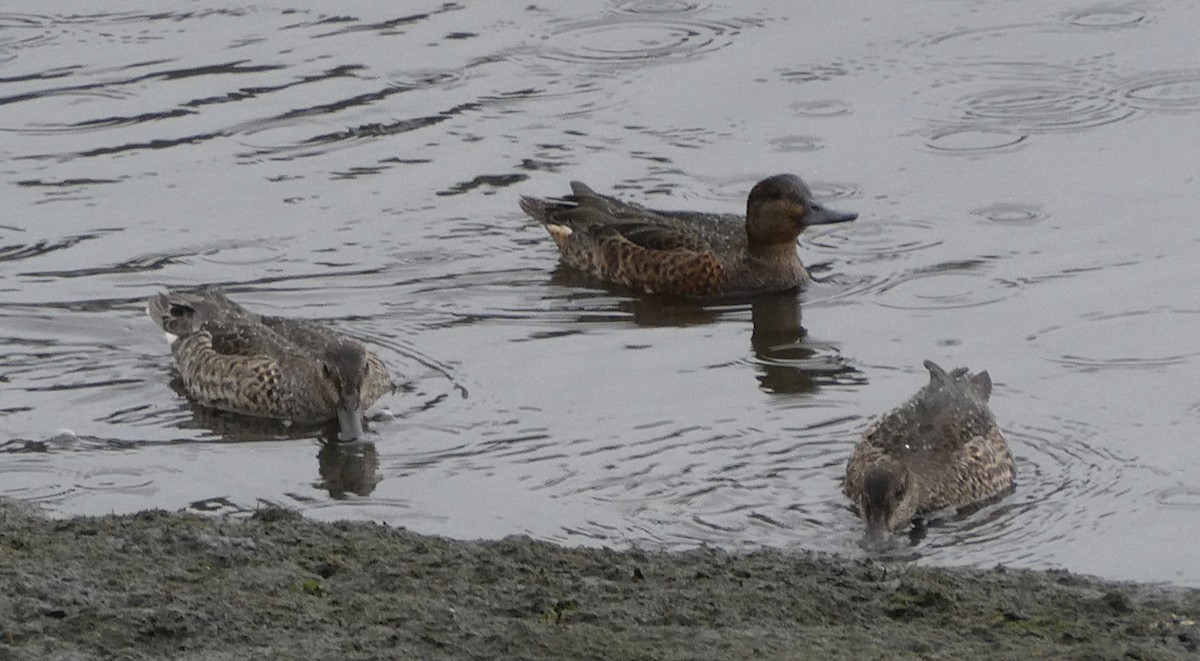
[{"left": 2, "top": 0, "right": 1199, "bottom": 586}]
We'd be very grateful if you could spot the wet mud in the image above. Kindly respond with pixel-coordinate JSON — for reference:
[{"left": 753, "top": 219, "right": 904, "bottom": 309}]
[{"left": 2, "top": 499, "right": 1197, "bottom": 660}]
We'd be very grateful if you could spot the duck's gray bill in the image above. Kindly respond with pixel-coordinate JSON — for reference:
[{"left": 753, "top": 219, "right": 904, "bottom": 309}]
[{"left": 806, "top": 203, "right": 858, "bottom": 225}]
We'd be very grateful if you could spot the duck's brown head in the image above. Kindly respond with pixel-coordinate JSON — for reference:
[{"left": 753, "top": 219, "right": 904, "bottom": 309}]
[
  {"left": 320, "top": 342, "right": 371, "bottom": 441},
  {"left": 745, "top": 174, "right": 857, "bottom": 247},
  {"left": 859, "top": 459, "right": 919, "bottom": 546}
]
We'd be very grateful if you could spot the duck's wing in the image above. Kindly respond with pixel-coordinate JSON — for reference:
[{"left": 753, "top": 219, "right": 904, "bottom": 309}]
[
  {"left": 604, "top": 211, "right": 738, "bottom": 254},
  {"left": 259, "top": 315, "right": 396, "bottom": 401},
  {"left": 544, "top": 221, "right": 725, "bottom": 296},
  {"left": 149, "top": 288, "right": 297, "bottom": 359},
  {"left": 267, "top": 314, "right": 395, "bottom": 385},
  {"left": 259, "top": 314, "right": 346, "bottom": 349},
  {"left": 148, "top": 288, "right": 242, "bottom": 336},
  {"left": 521, "top": 182, "right": 742, "bottom": 254},
  {"left": 843, "top": 433, "right": 886, "bottom": 500},
  {"left": 866, "top": 375, "right": 1012, "bottom": 512},
  {"left": 907, "top": 427, "right": 1015, "bottom": 512},
  {"left": 867, "top": 368, "right": 998, "bottom": 452},
  {"left": 170, "top": 329, "right": 285, "bottom": 416}
]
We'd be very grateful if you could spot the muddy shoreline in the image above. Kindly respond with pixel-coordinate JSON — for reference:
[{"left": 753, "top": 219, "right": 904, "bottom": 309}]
[{"left": 1, "top": 499, "right": 1196, "bottom": 660}]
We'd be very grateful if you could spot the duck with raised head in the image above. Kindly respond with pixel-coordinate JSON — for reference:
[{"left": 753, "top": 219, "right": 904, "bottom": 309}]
[
  {"left": 147, "top": 287, "right": 393, "bottom": 441},
  {"left": 844, "top": 360, "right": 1015, "bottom": 545},
  {"left": 519, "top": 174, "right": 857, "bottom": 297}
]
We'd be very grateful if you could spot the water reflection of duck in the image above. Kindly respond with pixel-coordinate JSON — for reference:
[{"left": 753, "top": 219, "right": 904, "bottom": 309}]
[
  {"left": 750, "top": 292, "right": 863, "bottom": 394},
  {"left": 520, "top": 174, "right": 857, "bottom": 297},
  {"left": 147, "top": 287, "right": 393, "bottom": 441},
  {"left": 844, "top": 360, "right": 1015, "bottom": 544},
  {"left": 595, "top": 291, "right": 863, "bottom": 393},
  {"left": 173, "top": 395, "right": 339, "bottom": 442},
  {"left": 318, "top": 441, "right": 379, "bottom": 498}
]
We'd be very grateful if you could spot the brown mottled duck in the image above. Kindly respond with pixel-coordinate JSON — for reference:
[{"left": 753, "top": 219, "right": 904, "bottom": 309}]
[
  {"left": 519, "top": 174, "right": 857, "bottom": 297},
  {"left": 147, "top": 287, "right": 393, "bottom": 441},
  {"left": 844, "top": 360, "right": 1015, "bottom": 544}
]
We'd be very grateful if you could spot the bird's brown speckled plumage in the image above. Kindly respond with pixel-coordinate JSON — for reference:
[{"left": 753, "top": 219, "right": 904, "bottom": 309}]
[
  {"left": 147, "top": 288, "right": 392, "bottom": 438},
  {"left": 519, "top": 174, "right": 857, "bottom": 297},
  {"left": 844, "top": 360, "right": 1015, "bottom": 542}
]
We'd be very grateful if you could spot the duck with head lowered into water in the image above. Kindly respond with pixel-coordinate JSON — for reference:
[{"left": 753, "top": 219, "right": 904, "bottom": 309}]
[
  {"left": 147, "top": 287, "right": 393, "bottom": 441},
  {"left": 519, "top": 174, "right": 857, "bottom": 297},
  {"left": 844, "top": 360, "right": 1015, "bottom": 546}
]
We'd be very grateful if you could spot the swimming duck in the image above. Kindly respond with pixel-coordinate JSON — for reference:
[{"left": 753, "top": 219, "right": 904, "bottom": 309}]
[
  {"left": 519, "top": 174, "right": 857, "bottom": 297},
  {"left": 147, "top": 287, "right": 393, "bottom": 441},
  {"left": 844, "top": 360, "right": 1015, "bottom": 544}
]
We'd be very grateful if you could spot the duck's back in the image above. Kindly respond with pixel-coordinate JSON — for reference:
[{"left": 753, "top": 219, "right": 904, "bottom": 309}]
[
  {"left": 531, "top": 181, "right": 746, "bottom": 253},
  {"left": 520, "top": 183, "right": 752, "bottom": 296},
  {"left": 259, "top": 314, "right": 393, "bottom": 405},
  {"left": 150, "top": 288, "right": 288, "bottom": 357},
  {"left": 148, "top": 289, "right": 390, "bottom": 423},
  {"left": 149, "top": 290, "right": 311, "bottom": 418},
  {"left": 851, "top": 362, "right": 1015, "bottom": 512},
  {"left": 911, "top": 425, "right": 1013, "bottom": 512}
]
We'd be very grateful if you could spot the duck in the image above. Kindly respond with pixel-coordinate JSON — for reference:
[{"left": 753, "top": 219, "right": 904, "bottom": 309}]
[
  {"left": 844, "top": 360, "right": 1015, "bottom": 544},
  {"left": 146, "top": 287, "right": 393, "bottom": 441},
  {"left": 518, "top": 174, "right": 857, "bottom": 297}
]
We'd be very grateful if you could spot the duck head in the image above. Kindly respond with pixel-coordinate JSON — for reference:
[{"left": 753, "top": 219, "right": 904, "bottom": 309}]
[
  {"left": 859, "top": 459, "right": 920, "bottom": 547},
  {"left": 745, "top": 174, "right": 857, "bottom": 247},
  {"left": 320, "top": 342, "right": 371, "bottom": 441}
]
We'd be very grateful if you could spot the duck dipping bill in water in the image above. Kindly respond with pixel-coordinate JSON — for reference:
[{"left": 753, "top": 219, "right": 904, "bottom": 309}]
[
  {"left": 519, "top": 174, "right": 857, "bottom": 297},
  {"left": 147, "top": 287, "right": 393, "bottom": 441},
  {"left": 844, "top": 360, "right": 1015, "bottom": 546}
]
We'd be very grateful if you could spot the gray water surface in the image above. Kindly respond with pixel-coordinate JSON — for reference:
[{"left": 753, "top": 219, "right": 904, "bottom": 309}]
[{"left": 2, "top": 1, "right": 1199, "bottom": 585}]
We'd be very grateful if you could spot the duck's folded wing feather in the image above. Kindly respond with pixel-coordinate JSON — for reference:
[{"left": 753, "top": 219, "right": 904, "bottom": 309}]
[
  {"left": 172, "top": 330, "right": 286, "bottom": 416},
  {"left": 910, "top": 429, "right": 1015, "bottom": 512},
  {"left": 260, "top": 316, "right": 345, "bottom": 347},
  {"left": 599, "top": 222, "right": 710, "bottom": 253},
  {"left": 198, "top": 317, "right": 297, "bottom": 358},
  {"left": 566, "top": 227, "right": 722, "bottom": 296}
]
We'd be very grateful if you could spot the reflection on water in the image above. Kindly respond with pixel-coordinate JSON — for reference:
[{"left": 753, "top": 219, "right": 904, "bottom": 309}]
[
  {"left": 318, "top": 441, "right": 379, "bottom": 498},
  {"left": 749, "top": 292, "right": 863, "bottom": 394},
  {"left": 172, "top": 395, "right": 342, "bottom": 443},
  {"left": 2, "top": 0, "right": 1200, "bottom": 587}
]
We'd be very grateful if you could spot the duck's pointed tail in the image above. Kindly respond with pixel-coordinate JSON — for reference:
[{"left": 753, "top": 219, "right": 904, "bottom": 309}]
[
  {"left": 147, "top": 287, "right": 248, "bottom": 342},
  {"left": 518, "top": 195, "right": 556, "bottom": 224},
  {"left": 519, "top": 194, "right": 579, "bottom": 249},
  {"left": 146, "top": 291, "right": 199, "bottom": 343}
]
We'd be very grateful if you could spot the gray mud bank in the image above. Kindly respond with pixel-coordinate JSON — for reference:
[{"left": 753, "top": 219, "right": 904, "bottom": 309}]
[{"left": 1, "top": 499, "right": 1197, "bottom": 660}]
